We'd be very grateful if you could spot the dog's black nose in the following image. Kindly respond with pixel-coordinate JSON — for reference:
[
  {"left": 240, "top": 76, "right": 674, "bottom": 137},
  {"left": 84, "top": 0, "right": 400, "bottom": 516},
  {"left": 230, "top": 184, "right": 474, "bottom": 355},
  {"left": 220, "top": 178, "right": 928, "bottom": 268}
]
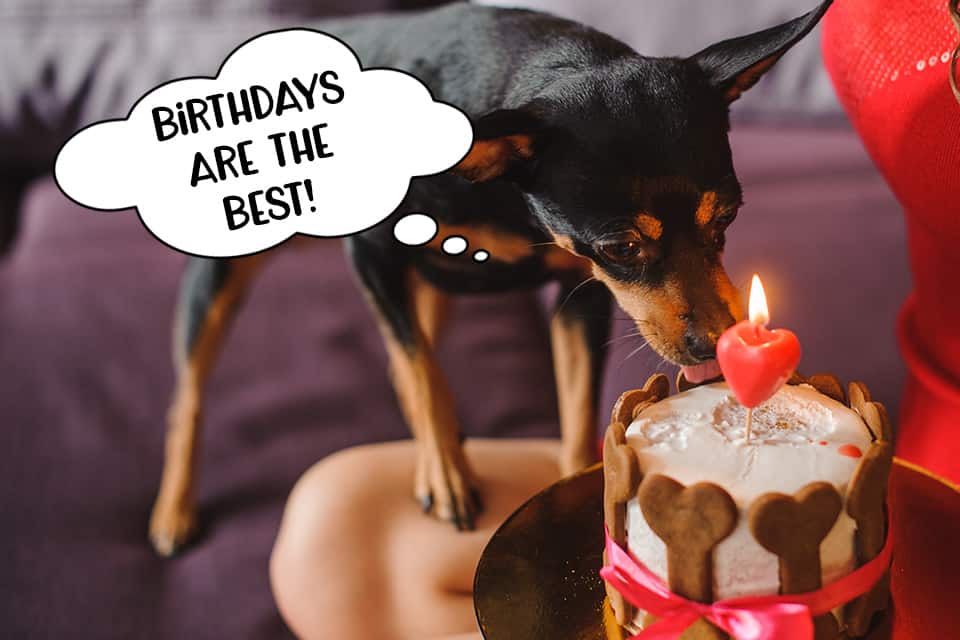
[{"left": 684, "top": 331, "right": 719, "bottom": 361}]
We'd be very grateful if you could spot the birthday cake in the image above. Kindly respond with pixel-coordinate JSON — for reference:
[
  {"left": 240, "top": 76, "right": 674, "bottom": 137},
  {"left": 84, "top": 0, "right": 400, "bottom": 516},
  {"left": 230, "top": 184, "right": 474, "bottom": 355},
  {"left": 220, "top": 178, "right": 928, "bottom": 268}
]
[{"left": 602, "top": 373, "right": 893, "bottom": 639}]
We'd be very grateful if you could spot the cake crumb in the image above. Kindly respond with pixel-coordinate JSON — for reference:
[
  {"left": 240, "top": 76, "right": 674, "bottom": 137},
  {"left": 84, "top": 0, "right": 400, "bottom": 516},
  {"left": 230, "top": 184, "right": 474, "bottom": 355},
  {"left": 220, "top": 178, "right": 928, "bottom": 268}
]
[{"left": 711, "top": 386, "right": 836, "bottom": 444}]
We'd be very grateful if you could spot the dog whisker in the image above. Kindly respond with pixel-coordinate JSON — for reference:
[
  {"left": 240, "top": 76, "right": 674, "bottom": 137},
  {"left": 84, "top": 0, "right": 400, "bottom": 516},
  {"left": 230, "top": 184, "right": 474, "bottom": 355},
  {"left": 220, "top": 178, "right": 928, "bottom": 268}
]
[
  {"left": 604, "top": 330, "right": 644, "bottom": 348},
  {"left": 528, "top": 241, "right": 562, "bottom": 249},
  {"left": 613, "top": 338, "right": 654, "bottom": 374},
  {"left": 652, "top": 352, "right": 677, "bottom": 375},
  {"left": 553, "top": 276, "right": 597, "bottom": 319}
]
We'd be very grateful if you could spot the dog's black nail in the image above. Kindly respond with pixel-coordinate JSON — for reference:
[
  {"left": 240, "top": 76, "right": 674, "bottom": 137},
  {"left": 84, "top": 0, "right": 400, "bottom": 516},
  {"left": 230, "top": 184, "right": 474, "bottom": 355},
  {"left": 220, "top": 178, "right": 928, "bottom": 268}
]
[
  {"left": 450, "top": 492, "right": 469, "bottom": 531},
  {"left": 461, "top": 507, "right": 475, "bottom": 531},
  {"left": 419, "top": 493, "right": 434, "bottom": 513},
  {"left": 470, "top": 488, "right": 484, "bottom": 514}
]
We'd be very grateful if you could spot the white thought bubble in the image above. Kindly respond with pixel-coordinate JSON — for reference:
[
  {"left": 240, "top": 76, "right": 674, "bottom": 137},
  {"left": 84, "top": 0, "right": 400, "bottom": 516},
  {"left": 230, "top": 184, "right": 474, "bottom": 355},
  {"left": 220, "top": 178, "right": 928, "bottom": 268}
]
[
  {"left": 53, "top": 29, "right": 474, "bottom": 258},
  {"left": 393, "top": 213, "right": 437, "bottom": 246}
]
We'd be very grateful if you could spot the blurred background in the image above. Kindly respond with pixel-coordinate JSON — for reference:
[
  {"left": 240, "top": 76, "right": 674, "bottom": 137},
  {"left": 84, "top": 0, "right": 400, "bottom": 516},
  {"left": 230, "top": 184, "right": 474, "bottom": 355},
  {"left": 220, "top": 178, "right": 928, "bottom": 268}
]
[{"left": 0, "top": 1, "right": 908, "bottom": 638}]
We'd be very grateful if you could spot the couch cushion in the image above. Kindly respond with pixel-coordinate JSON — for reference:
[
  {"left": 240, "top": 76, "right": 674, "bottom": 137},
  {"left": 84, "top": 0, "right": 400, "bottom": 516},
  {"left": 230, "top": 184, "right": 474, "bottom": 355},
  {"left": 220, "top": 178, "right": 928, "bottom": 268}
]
[{"left": 2, "top": 123, "right": 908, "bottom": 639}]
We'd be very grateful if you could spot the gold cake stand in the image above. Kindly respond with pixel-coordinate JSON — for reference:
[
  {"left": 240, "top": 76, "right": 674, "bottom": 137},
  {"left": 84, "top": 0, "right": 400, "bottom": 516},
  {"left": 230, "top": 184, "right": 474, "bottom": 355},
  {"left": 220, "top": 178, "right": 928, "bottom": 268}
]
[{"left": 474, "top": 459, "right": 960, "bottom": 639}]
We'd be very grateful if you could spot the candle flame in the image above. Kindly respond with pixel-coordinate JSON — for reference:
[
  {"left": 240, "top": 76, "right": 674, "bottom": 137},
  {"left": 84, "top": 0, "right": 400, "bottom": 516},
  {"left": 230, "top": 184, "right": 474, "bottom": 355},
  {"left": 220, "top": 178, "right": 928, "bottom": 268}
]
[{"left": 749, "top": 274, "right": 770, "bottom": 326}]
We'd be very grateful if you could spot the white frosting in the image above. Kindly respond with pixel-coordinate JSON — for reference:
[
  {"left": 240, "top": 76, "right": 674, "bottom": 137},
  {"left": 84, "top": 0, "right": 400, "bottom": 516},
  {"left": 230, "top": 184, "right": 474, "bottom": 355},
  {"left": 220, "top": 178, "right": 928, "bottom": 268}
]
[{"left": 623, "top": 382, "right": 873, "bottom": 603}]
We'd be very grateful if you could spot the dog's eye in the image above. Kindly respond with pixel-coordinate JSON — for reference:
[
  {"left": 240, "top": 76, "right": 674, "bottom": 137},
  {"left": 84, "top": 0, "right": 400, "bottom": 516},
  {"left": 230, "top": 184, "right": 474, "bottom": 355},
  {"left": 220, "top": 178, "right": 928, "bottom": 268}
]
[{"left": 597, "top": 240, "right": 645, "bottom": 263}]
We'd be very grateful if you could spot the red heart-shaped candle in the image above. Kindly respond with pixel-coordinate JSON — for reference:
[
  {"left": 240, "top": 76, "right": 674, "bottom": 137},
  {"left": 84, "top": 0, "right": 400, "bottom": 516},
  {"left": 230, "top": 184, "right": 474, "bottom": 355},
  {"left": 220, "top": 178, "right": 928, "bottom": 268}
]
[{"left": 717, "top": 320, "right": 801, "bottom": 408}]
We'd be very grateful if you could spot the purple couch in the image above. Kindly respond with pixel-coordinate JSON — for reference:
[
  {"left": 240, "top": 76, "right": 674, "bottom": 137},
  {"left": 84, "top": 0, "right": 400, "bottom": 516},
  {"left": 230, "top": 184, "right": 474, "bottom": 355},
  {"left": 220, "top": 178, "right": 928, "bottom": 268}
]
[
  {"left": 2, "top": 2, "right": 909, "bottom": 637},
  {"left": 3, "top": 123, "right": 908, "bottom": 639}
]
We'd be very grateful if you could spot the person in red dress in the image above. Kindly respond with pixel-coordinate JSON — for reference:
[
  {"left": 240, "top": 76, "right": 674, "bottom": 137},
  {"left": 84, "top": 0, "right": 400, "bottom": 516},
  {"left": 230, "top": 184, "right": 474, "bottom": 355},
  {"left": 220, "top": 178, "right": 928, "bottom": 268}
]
[{"left": 822, "top": 0, "right": 960, "bottom": 484}]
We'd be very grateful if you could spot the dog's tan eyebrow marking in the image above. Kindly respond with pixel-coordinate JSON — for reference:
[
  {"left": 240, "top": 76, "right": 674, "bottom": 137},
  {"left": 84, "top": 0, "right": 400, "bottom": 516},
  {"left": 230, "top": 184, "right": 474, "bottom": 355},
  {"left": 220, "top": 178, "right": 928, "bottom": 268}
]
[
  {"left": 453, "top": 134, "right": 534, "bottom": 182},
  {"left": 550, "top": 232, "right": 577, "bottom": 253},
  {"left": 545, "top": 232, "right": 594, "bottom": 274},
  {"left": 695, "top": 191, "right": 720, "bottom": 227},
  {"left": 635, "top": 214, "right": 663, "bottom": 240}
]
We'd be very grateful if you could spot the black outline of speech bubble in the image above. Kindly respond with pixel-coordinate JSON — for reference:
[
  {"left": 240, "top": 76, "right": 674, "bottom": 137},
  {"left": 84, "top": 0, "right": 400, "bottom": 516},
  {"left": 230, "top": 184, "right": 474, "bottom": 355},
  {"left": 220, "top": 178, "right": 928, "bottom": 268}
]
[{"left": 53, "top": 27, "right": 476, "bottom": 259}]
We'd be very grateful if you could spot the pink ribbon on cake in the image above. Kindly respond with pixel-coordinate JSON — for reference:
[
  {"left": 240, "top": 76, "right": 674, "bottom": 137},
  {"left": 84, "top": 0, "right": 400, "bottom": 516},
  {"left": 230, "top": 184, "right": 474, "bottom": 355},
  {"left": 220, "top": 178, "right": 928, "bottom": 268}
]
[{"left": 600, "top": 527, "right": 892, "bottom": 640}]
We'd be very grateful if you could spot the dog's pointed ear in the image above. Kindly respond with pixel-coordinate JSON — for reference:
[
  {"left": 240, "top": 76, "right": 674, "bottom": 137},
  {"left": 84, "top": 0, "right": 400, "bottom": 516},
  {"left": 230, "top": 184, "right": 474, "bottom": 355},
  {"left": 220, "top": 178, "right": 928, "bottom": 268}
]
[
  {"left": 451, "top": 108, "right": 545, "bottom": 182},
  {"left": 690, "top": 0, "right": 833, "bottom": 103}
]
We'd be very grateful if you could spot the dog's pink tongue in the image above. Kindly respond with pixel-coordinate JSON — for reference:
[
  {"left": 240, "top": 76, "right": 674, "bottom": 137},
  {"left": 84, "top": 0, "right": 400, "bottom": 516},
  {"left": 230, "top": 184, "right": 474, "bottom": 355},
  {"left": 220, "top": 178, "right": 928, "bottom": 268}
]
[{"left": 681, "top": 360, "right": 722, "bottom": 384}]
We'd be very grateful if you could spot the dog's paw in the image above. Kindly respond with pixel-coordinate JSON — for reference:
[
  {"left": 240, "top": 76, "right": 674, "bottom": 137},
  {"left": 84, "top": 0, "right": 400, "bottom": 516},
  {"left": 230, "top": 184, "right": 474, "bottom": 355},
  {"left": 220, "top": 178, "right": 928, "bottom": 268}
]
[
  {"left": 149, "top": 493, "right": 198, "bottom": 557},
  {"left": 414, "top": 445, "right": 482, "bottom": 531}
]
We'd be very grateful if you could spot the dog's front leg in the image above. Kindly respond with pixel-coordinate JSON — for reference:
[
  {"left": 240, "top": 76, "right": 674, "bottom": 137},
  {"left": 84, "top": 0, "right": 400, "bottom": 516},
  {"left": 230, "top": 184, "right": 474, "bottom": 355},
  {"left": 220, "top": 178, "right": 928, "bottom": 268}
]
[
  {"left": 551, "top": 278, "right": 612, "bottom": 475},
  {"left": 348, "top": 239, "right": 479, "bottom": 530},
  {"left": 150, "top": 254, "right": 268, "bottom": 555}
]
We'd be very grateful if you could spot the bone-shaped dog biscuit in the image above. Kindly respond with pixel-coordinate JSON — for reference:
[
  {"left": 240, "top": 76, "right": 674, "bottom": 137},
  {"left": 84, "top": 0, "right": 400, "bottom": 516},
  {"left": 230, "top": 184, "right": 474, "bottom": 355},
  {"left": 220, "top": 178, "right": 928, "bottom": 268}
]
[
  {"left": 749, "top": 482, "right": 842, "bottom": 640},
  {"left": 785, "top": 372, "right": 845, "bottom": 405},
  {"left": 612, "top": 374, "right": 670, "bottom": 425},
  {"left": 848, "top": 382, "right": 892, "bottom": 442},
  {"left": 847, "top": 380, "right": 872, "bottom": 407},
  {"left": 602, "top": 421, "right": 639, "bottom": 627},
  {"left": 605, "top": 374, "right": 669, "bottom": 544},
  {"left": 604, "top": 375, "right": 671, "bottom": 626},
  {"left": 804, "top": 373, "right": 846, "bottom": 403},
  {"left": 603, "top": 419, "right": 640, "bottom": 544},
  {"left": 873, "top": 402, "right": 892, "bottom": 442},
  {"left": 847, "top": 441, "right": 893, "bottom": 559},
  {"left": 844, "top": 441, "right": 893, "bottom": 636},
  {"left": 638, "top": 475, "right": 738, "bottom": 601},
  {"left": 637, "top": 475, "right": 737, "bottom": 639},
  {"left": 602, "top": 444, "right": 638, "bottom": 625}
]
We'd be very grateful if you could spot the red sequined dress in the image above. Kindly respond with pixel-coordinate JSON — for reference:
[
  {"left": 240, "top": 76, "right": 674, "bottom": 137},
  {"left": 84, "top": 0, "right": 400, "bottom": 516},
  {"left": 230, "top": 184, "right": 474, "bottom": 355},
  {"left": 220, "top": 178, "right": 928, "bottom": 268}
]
[{"left": 823, "top": 0, "right": 960, "bottom": 481}]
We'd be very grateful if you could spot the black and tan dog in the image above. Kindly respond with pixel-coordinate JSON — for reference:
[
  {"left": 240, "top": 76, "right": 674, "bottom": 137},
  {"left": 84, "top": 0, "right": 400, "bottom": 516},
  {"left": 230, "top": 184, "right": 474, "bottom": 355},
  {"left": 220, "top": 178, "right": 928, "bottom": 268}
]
[{"left": 149, "top": 0, "right": 832, "bottom": 554}]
